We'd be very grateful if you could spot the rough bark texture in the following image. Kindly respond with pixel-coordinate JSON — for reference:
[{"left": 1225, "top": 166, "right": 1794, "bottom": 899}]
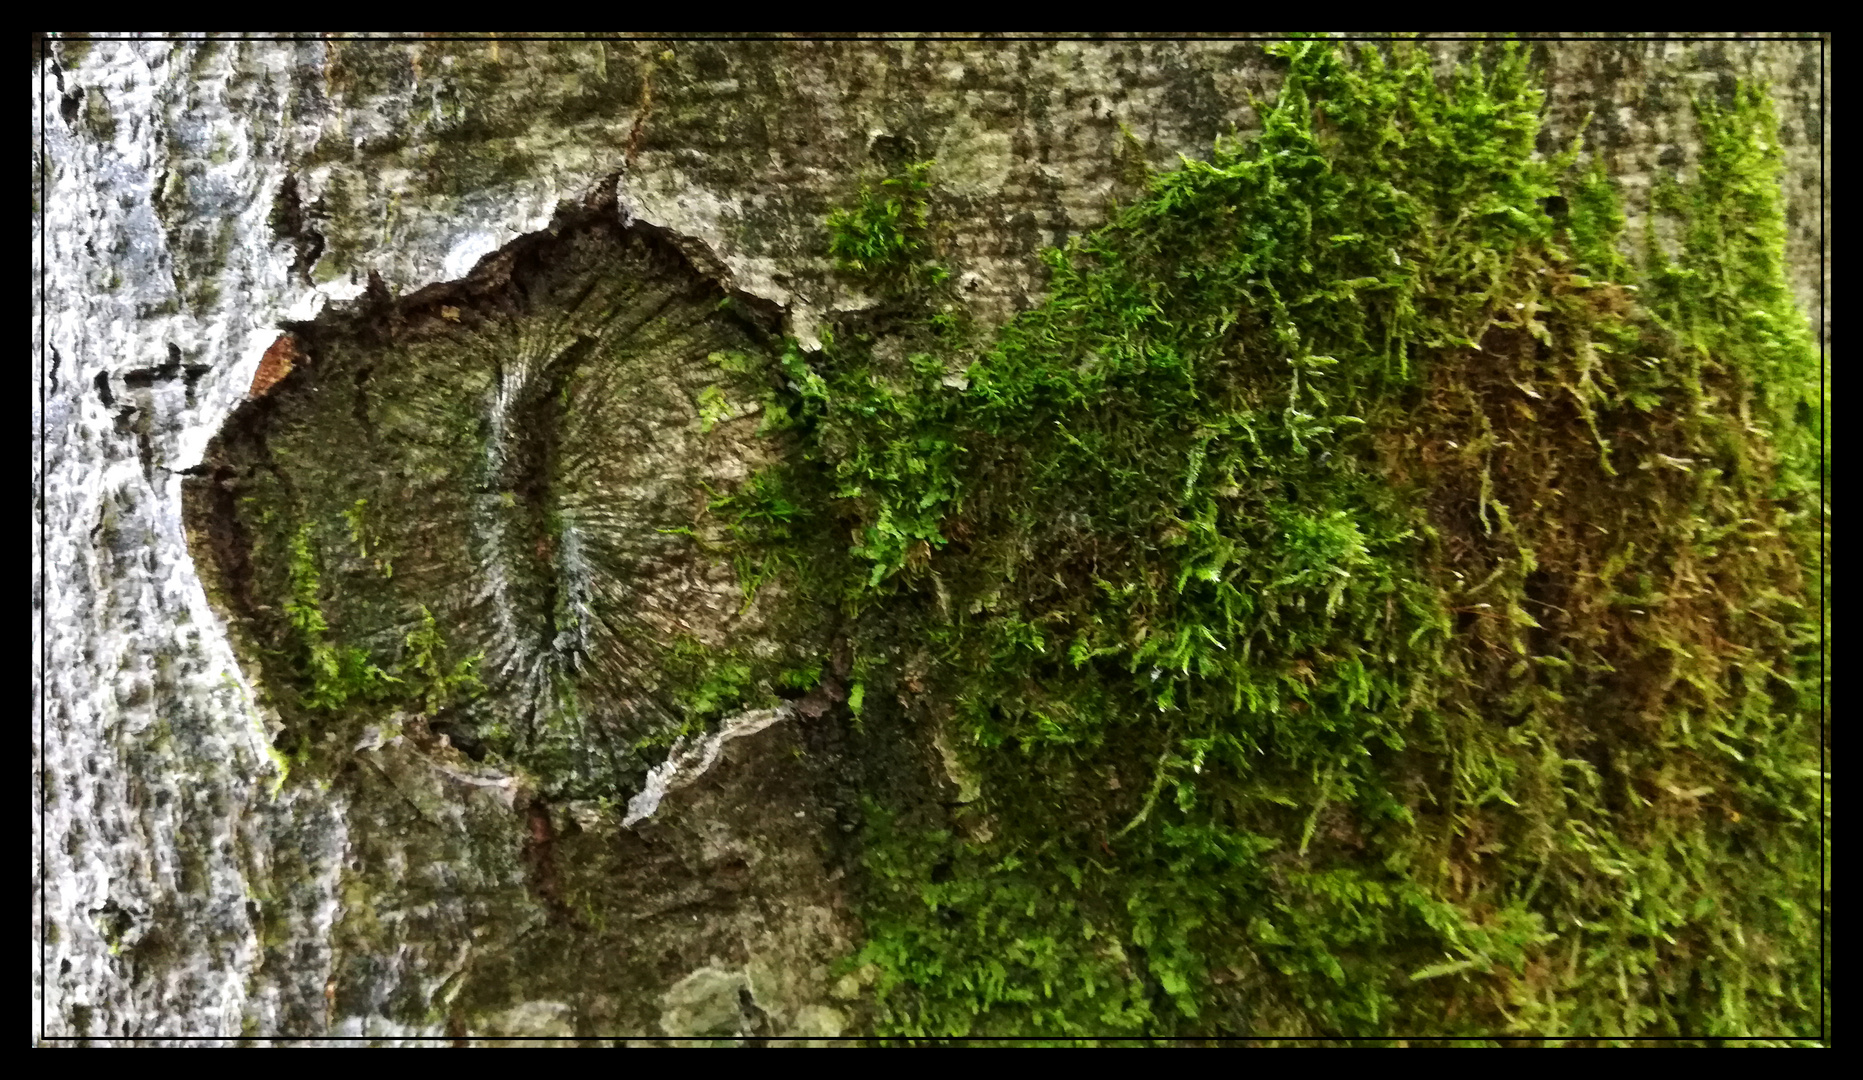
[{"left": 33, "top": 35, "right": 1825, "bottom": 1043}]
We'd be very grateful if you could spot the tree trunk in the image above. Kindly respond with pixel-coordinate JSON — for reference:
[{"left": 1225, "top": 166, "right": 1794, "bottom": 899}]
[{"left": 33, "top": 34, "right": 1826, "bottom": 1044}]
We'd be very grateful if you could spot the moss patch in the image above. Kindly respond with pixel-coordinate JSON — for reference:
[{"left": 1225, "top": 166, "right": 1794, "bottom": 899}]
[{"left": 741, "top": 40, "right": 1825, "bottom": 1040}]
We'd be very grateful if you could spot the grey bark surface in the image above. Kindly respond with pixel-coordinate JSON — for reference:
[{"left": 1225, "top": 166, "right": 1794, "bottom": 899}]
[{"left": 32, "top": 35, "right": 1826, "bottom": 1043}]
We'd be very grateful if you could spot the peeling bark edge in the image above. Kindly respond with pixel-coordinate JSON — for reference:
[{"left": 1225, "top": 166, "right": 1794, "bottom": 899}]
[{"left": 623, "top": 705, "right": 796, "bottom": 827}]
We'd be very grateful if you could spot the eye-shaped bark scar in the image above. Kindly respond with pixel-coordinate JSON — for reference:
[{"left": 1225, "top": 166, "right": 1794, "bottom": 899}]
[{"left": 187, "top": 208, "right": 818, "bottom": 803}]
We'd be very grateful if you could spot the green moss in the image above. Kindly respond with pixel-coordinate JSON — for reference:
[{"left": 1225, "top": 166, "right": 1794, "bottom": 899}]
[
  {"left": 661, "top": 637, "right": 763, "bottom": 729},
  {"left": 738, "top": 40, "right": 1826, "bottom": 1039},
  {"left": 828, "top": 161, "right": 950, "bottom": 296},
  {"left": 401, "top": 605, "right": 484, "bottom": 715},
  {"left": 285, "top": 524, "right": 400, "bottom": 712},
  {"left": 696, "top": 384, "right": 733, "bottom": 434},
  {"left": 343, "top": 498, "right": 394, "bottom": 577}
]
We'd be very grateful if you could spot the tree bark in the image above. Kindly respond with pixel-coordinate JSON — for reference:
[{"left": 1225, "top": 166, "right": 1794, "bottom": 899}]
[{"left": 33, "top": 34, "right": 1826, "bottom": 1044}]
